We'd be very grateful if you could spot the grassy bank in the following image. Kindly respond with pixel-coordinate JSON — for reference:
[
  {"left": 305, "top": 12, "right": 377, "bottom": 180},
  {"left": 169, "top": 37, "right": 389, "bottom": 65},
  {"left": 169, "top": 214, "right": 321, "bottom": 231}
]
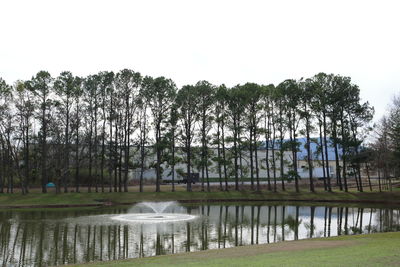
[
  {"left": 72, "top": 232, "right": 400, "bottom": 267},
  {"left": 1, "top": 189, "right": 400, "bottom": 208}
]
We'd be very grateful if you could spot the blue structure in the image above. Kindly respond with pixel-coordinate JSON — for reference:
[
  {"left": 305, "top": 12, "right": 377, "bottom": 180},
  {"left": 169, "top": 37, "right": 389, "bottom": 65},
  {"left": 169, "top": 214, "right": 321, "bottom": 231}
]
[
  {"left": 295, "top": 137, "right": 341, "bottom": 161},
  {"left": 46, "top": 182, "right": 56, "bottom": 188},
  {"left": 259, "top": 137, "right": 343, "bottom": 178},
  {"left": 260, "top": 137, "right": 342, "bottom": 161}
]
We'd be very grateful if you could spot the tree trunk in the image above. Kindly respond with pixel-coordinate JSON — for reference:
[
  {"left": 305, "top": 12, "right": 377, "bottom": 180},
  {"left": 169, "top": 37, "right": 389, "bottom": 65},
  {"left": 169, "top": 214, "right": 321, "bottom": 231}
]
[
  {"left": 279, "top": 104, "right": 285, "bottom": 191},
  {"left": 351, "top": 125, "right": 363, "bottom": 192},
  {"left": 0, "top": 141, "right": 3, "bottom": 193},
  {"left": 155, "top": 125, "right": 161, "bottom": 193},
  {"left": 186, "top": 137, "right": 192, "bottom": 192},
  {"left": 305, "top": 114, "right": 314, "bottom": 192},
  {"left": 114, "top": 115, "right": 118, "bottom": 192},
  {"left": 332, "top": 122, "right": 342, "bottom": 190},
  {"left": 221, "top": 118, "right": 228, "bottom": 191},
  {"left": 118, "top": 119, "right": 123, "bottom": 193},
  {"left": 289, "top": 114, "right": 299, "bottom": 193},
  {"left": 41, "top": 100, "right": 48, "bottom": 193},
  {"left": 279, "top": 133, "right": 285, "bottom": 191},
  {"left": 323, "top": 112, "right": 332, "bottom": 192},
  {"left": 186, "top": 114, "right": 192, "bottom": 192},
  {"left": 272, "top": 122, "right": 277, "bottom": 192},
  {"left": 319, "top": 120, "right": 327, "bottom": 191},
  {"left": 254, "top": 116, "right": 260, "bottom": 192},
  {"left": 101, "top": 112, "right": 106, "bottom": 193},
  {"left": 123, "top": 97, "right": 130, "bottom": 193},
  {"left": 64, "top": 100, "right": 70, "bottom": 193},
  {"left": 88, "top": 119, "right": 93, "bottom": 193},
  {"left": 206, "top": 154, "right": 210, "bottom": 192},
  {"left": 377, "top": 168, "right": 382, "bottom": 192},
  {"left": 171, "top": 128, "right": 175, "bottom": 192},
  {"left": 201, "top": 112, "right": 206, "bottom": 192},
  {"left": 108, "top": 97, "right": 113, "bottom": 193},
  {"left": 6, "top": 132, "right": 13, "bottom": 193},
  {"left": 75, "top": 100, "right": 80, "bottom": 193},
  {"left": 217, "top": 119, "right": 223, "bottom": 191},
  {"left": 265, "top": 114, "right": 271, "bottom": 191},
  {"left": 249, "top": 125, "right": 254, "bottom": 191},
  {"left": 139, "top": 110, "right": 146, "bottom": 193},
  {"left": 292, "top": 111, "right": 300, "bottom": 192},
  {"left": 366, "top": 163, "right": 372, "bottom": 191},
  {"left": 24, "top": 117, "right": 30, "bottom": 194},
  {"left": 238, "top": 121, "right": 244, "bottom": 188},
  {"left": 340, "top": 116, "right": 348, "bottom": 192},
  {"left": 94, "top": 98, "right": 98, "bottom": 193},
  {"left": 233, "top": 117, "right": 239, "bottom": 191}
]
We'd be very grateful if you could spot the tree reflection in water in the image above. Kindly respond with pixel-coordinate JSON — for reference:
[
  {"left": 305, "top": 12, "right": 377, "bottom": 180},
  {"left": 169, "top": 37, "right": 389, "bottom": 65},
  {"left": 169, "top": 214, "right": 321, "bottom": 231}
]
[{"left": 0, "top": 204, "right": 399, "bottom": 267}]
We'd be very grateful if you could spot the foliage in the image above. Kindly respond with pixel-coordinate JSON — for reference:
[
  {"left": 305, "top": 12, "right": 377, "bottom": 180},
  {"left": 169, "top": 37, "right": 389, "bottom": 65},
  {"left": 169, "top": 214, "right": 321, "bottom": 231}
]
[{"left": 0, "top": 71, "right": 376, "bottom": 194}]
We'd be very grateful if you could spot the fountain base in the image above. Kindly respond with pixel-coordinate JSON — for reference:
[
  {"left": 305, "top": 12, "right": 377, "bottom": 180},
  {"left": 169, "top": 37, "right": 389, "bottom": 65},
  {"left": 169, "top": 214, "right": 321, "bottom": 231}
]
[{"left": 111, "top": 213, "right": 196, "bottom": 223}]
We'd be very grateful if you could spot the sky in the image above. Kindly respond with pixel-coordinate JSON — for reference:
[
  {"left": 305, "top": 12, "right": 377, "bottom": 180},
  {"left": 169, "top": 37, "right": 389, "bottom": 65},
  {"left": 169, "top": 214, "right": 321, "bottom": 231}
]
[{"left": 0, "top": 0, "right": 399, "bottom": 120}]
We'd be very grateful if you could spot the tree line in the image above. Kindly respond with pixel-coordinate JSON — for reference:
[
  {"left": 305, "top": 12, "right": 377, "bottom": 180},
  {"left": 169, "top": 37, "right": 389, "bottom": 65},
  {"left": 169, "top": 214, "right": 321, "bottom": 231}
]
[
  {"left": 368, "top": 95, "right": 400, "bottom": 191},
  {"left": 0, "top": 70, "right": 378, "bottom": 194}
]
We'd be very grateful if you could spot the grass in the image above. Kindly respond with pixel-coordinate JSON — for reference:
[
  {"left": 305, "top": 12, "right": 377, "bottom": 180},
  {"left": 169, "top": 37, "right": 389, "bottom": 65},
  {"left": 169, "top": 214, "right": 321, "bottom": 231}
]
[
  {"left": 1, "top": 187, "right": 400, "bottom": 208},
  {"left": 71, "top": 232, "right": 400, "bottom": 267}
]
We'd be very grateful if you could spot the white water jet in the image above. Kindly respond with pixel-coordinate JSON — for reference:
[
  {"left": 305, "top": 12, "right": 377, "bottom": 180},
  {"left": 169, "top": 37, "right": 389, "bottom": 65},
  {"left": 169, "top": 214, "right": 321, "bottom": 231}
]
[
  {"left": 137, "top": 201, "right": 177, "bottom": 213},
  {"left": 111, "top": 201, "right": 196, "bottom": 224}
]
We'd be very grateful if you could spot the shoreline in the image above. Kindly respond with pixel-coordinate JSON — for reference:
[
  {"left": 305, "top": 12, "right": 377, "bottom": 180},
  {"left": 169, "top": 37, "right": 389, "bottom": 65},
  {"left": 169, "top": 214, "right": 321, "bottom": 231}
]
[
  {"left": 70, "top": 231, "right": 400, "bottom": 267},
  {"left": 1, "top": 190, "right": 400, "bottom": 209}
]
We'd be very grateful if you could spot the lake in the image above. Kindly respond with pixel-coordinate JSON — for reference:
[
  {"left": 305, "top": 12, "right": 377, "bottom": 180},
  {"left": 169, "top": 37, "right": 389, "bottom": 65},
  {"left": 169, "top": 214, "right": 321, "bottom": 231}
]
[{"left": 1, "top": 202, "right": 399, "bottom": 266}]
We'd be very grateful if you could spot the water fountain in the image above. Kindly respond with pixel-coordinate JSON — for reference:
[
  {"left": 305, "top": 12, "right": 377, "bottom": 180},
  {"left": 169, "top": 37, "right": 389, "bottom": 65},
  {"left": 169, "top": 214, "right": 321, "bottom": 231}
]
[{"left": 111, "top": 201, "right": 197, "bottom": 223}]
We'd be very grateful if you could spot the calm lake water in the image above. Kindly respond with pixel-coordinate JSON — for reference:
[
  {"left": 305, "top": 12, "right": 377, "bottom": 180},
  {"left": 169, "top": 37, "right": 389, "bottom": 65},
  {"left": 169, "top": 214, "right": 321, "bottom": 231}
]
[{"left": 1, "top": 202, "right": 399, "bottom": 267}]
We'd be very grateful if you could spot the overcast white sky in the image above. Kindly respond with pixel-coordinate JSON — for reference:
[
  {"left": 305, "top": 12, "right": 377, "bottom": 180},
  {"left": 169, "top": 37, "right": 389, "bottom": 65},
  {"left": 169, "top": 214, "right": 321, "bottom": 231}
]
[{"left": 0, "top": 0, "right": 399, "bottom": 120}]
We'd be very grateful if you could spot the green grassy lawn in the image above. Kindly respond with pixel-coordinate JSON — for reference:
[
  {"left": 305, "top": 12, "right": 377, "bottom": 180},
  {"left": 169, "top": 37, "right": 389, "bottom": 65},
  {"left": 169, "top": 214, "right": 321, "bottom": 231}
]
[
  {"left": 71, "top": 232, "right": 400, "bottom": 267},
  {"left": 1, "top": 189, "right": 400, "bottom": 208}
]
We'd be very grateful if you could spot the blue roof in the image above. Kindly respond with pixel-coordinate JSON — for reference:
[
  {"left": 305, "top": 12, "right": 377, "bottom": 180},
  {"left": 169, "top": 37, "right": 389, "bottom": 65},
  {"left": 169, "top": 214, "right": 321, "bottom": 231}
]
[{"left": 260, "top": 137, "right": 341, "bottom": 161}]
